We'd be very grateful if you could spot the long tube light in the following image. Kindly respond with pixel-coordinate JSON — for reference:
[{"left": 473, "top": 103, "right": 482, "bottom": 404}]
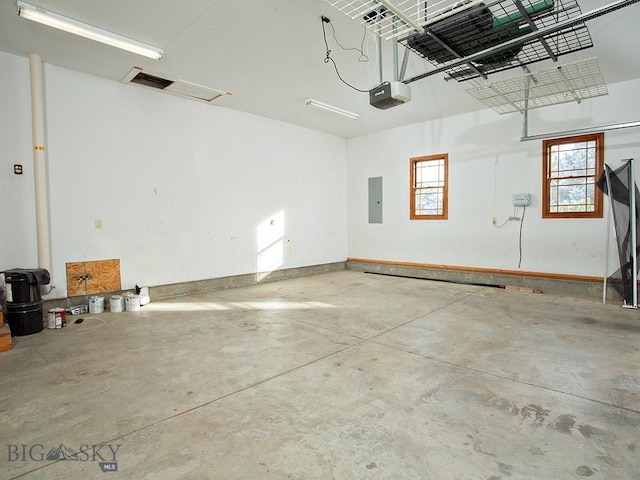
[
  {"left": 306, "top": 98, "right": 359, "bottom": 120},
  {"left": 16, "top": 1, "right": 164, "bottom": 60}
]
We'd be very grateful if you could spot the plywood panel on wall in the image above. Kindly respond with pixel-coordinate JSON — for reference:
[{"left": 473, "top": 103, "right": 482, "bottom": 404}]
[{"left": 66, "top": 259, "right": 121, "bottom": 297}]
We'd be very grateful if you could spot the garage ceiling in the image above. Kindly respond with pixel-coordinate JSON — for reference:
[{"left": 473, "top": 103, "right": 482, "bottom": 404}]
[{"left": 0, "top": 0, "right": 639, "bottom": 137}]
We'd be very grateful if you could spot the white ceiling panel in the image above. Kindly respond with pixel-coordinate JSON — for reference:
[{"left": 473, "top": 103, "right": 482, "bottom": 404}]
[{"left": 1, "top": 0, "right": 639, "bottom": 137}]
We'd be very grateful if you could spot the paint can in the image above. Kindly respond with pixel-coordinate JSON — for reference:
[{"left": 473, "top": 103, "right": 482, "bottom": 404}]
[
  {"left": 125, "top": 294, "right": 140, "bottom": 312},
  {"left": 109, "top": 295, "right": 124, "bottom": 313},
  {"left": 47, "top": 307, "right": 66, "bottom": 329},
  {"left": 88, "top": 296, "right": 104, "bottom": 314}
]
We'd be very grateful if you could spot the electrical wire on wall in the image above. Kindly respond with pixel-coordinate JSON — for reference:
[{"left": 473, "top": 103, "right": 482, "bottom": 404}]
[
  {"left": 518, "top": 206, "right": 526, "bottom": 268},
  {"left": 493, "top": 215, "right": 520, "bottom": 228},
  {"left": 492, "top": 206, "right": 521, "bottom": 229},
  {"left": 320, "top": 16, "right": 370, "bottom": 93},
  {"left": 492, "top": 205, "right": 526, "bottom": 268}
]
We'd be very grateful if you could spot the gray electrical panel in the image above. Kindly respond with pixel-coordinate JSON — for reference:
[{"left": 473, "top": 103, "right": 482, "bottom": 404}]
[
  {"left": 512, "top": 193, "right": 531, "bottom": 206},
  {"left": 368, "top": 177, "right": 383, "bottom": 224}
]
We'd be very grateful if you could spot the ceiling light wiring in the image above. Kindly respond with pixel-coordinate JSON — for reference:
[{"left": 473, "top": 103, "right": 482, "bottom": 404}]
[
  {"left": 321, "top": 17, "right": 369, "bottom": 93},
  {"left": 328, "top": 21, "right": 369, "bottom": 62}
]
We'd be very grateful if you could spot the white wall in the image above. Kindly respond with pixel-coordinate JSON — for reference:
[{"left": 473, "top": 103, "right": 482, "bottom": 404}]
[
  {"left": 0, "top": 52, "right": 38, "bottom": 270},
  {"left": 347, "top": 77, "right": 640, "bottom": 277},
  {"left": 0, "top": 52, "right": 348, "bottom": 299},
  {"left": 5, "top": 47, "right": 639, "bottom": 296}
]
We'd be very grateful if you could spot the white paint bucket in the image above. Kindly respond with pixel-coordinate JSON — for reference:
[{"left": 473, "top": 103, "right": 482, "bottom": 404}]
[
  {"left": 109, "top": 295, "right": 124, "bottom": 313},
  {"left": 88, "top": 296, "right": 104, "bottom": 314},
  {"left": 47, "top": 307, "right": 66, "bottom": 329},
  {"left": 139, "top": 286, "right": 150, "bottom": 306},
  {"left": 125, "top": 294, "right": 140, "bottom": 312}
]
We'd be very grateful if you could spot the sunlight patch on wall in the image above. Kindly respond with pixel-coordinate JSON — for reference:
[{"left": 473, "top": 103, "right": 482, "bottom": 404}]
[{"left": 257, "top": 211, "right": 285, "bottom": 281}]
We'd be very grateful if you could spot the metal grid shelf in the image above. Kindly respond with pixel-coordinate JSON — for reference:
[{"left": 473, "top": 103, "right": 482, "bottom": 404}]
[
  {"left": 323, "top": 0, "right": 458, "bottom": 39},
  {"left": 465, "top": 57, "right": 608, "bottom": 114},
  {"left": 401, "top": 0, "right": 593, "bottom": 81},
  {"left": 324, "top": 0, "right": 595, "bottom": 82}
]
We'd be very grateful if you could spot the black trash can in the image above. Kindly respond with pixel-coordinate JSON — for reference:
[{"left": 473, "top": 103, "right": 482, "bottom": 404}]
[
  {"left": 3, "top": 268, "right": 50, "bottom": 337},
  {"left": 4, "top": 269, "right": 49, "bottom": 303},
  {"left": 6, "top": 301, "right": 43, "bottom": 336}
]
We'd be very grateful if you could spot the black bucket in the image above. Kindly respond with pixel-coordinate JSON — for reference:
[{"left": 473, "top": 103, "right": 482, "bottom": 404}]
[
  {"left": 6, "top": 301, "right": 44, "bottom": 336},
  {"left": 5, "top": 273, "right": 41, "bottom": 303}
]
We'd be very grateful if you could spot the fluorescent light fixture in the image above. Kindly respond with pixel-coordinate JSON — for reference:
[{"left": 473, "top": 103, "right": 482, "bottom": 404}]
[
  {"left": 306, "top": 98, "right": 359, "bottom": 120},
  {"left": 16, "top": 1, "right": 164, "bottom": 60}
]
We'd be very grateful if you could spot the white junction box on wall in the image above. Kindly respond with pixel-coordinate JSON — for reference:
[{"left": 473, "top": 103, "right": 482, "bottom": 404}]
[{"left": 512, "top": 193, "right": 531, "bottom": 206}]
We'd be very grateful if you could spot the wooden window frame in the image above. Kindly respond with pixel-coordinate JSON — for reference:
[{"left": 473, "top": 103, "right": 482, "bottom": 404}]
[
  {"left": 410, "top": 154, "right": 448, "bottom": 220},
  {"left": 542, "top": 132, "right": 604, "bottom": 219}
]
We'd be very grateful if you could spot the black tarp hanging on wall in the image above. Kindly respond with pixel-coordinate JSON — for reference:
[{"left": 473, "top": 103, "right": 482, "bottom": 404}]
[{"left": 597, "top": 159, "right": 640, "bottom": 305}]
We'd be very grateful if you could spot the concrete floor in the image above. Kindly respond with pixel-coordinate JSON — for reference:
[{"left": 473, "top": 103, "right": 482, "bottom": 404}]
[{"left": 1, "top": 270, "right": 639, "bottom": 480}]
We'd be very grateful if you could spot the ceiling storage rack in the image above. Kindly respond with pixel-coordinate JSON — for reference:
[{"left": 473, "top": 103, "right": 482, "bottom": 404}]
[
  {"left": 324, "top": 0, "right": 640, "bottom": 122},
  {"left": 465, "top": 56, "right": 608, "bottom": 114},
  {"left": 404, "top": 0, "right": 593, "bottom": 82},
  {"left": 324, "top": 0, "right": 640, "bottom": 83}
]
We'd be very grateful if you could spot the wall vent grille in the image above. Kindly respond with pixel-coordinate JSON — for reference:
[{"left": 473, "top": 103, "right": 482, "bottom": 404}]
[{"left": 121, "top": 67, "right": 230, "bottom": 103}]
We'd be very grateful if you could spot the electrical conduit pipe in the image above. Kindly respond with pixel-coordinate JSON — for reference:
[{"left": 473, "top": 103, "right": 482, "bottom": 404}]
[{"left": 29, "top": 53, "right": 53, "bottom": 294}]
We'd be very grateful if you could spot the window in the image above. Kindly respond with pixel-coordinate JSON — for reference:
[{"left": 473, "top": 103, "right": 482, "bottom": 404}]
[
  {"left": 410, "top": 154, "right": 448, "bottom": 220},
  {"left": 542, "top": 133, "right": 604, "bottom": 218}
]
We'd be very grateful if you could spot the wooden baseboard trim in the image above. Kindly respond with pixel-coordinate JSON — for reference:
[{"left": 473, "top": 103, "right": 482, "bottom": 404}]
[{"left": 346, "top": 258, "right": 604, "bottom": 284}]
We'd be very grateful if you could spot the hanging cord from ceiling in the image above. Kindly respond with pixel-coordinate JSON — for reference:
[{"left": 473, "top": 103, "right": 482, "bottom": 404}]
[
  {"left": 328, "top": 20, "right": 369, "bottom": 62},
  {"left": 321, "top": 17, "right": 369, "bottom": 93}
]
